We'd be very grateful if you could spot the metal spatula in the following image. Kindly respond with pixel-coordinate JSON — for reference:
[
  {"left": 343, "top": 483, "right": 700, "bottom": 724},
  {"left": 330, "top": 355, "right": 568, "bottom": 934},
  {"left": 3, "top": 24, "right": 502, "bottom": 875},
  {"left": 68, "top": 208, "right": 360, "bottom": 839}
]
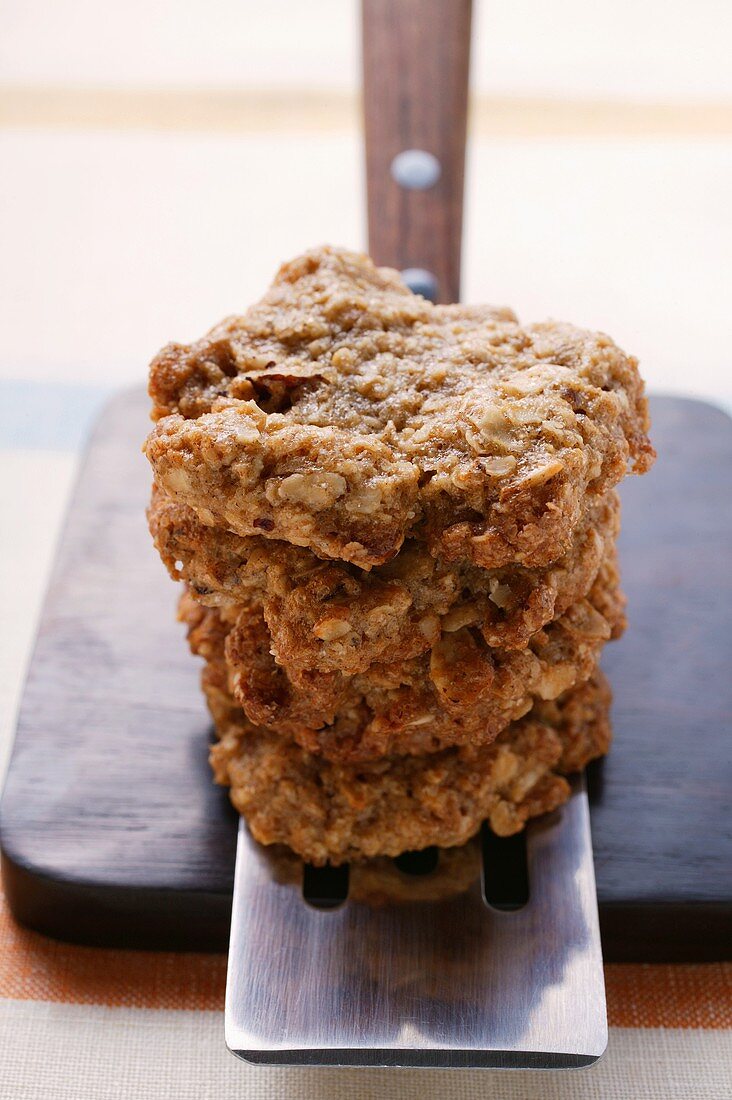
[
  {"left": 226, "top": 777, "right": 606, "bottom": 1068},
  {"left": 225, "top": 0, "right": 607, "bottom": 1068}
]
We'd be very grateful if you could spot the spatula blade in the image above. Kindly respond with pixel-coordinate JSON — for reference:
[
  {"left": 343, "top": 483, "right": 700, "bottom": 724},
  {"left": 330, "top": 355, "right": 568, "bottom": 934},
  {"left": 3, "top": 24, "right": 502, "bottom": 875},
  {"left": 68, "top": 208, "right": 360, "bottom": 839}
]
[{"left": 225, "top": 776, "right": 607, "bottom": 1069}]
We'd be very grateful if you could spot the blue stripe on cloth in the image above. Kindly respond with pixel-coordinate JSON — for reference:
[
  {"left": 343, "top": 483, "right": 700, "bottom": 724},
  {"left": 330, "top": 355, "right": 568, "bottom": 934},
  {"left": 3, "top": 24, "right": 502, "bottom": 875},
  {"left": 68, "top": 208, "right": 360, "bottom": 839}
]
[{"left": 0, "top": 380, "right": 112, "bottom": 451}]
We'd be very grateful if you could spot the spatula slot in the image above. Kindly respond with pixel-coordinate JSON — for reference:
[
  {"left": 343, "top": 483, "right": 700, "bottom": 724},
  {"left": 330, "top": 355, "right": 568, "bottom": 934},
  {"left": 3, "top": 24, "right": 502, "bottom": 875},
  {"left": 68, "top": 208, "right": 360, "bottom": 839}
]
[
  {"left": 302, "top": 862, "right": 349, "bottom": 909},
  {"left": 393, "top": 846, "right": 439, "bottom": 876},
  {"left": 480, "top": 824, "right": 530, "bottom": 911}
]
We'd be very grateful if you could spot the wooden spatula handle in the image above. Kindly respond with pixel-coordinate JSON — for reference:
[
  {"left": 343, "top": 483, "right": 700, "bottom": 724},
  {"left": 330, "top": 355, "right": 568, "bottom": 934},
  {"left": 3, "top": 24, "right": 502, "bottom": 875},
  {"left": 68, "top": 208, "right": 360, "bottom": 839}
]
[{"left": 362, "top": 0, "right": 472, "bottom": 304}]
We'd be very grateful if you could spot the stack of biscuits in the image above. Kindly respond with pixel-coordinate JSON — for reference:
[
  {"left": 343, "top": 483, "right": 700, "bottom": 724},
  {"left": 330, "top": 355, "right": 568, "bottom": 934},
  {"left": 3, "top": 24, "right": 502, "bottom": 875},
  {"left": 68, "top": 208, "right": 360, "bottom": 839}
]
[{"left": 145, "top": 247, "right": 654, "bottom": 866}]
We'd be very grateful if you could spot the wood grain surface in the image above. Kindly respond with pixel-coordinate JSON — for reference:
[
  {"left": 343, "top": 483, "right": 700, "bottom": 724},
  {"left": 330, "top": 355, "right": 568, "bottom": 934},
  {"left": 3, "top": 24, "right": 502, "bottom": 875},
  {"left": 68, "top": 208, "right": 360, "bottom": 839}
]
[
  {"left": 0, "top": 390, "right": 730, "bottom": 960},
  {"left": 362, "top": 0, "right": 472, "bottom": 303}
]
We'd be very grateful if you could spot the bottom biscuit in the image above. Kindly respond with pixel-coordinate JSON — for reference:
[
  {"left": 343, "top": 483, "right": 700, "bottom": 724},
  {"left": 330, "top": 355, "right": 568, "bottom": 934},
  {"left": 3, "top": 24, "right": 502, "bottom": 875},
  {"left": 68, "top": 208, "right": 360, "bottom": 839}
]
[
  {"left": 202, "top": 651, "right": 611, "bottom": 865},
  {"left": 260, "top": 838, "right": 484, "bottom": 907}
]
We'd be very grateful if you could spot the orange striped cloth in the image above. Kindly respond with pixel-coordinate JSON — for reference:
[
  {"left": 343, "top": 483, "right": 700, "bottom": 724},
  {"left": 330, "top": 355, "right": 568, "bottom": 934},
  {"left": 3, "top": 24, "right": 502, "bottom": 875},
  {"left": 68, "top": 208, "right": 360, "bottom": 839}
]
[{"left": 1, "top": 888, "right": 729, "bottom": 1028}]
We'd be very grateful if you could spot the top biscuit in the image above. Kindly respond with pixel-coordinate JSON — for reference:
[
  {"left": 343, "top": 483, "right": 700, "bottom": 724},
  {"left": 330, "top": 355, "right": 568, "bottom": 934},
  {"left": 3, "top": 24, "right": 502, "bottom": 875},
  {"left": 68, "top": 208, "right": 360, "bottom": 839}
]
[{"left": 146, "top": 247, "right": 654, "bottom": 569}]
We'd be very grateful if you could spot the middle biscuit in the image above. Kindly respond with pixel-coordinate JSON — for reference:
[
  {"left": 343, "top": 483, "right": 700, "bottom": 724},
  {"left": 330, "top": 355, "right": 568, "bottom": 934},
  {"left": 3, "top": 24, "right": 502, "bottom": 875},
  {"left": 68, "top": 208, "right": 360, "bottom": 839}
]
[
  {"left": 180, "top": 549, "right": 623, "bottom": 763},
  {"left": 153, "top": 485, "right": 620, "bottom": 676}
]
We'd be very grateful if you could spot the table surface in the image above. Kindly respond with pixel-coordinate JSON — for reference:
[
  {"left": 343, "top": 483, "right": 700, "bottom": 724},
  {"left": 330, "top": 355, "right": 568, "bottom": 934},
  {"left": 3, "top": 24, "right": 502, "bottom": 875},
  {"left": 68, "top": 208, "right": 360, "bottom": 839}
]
[
  {"left": 2, "top": 8, "right": 732, "bottom": 1089},
  {"left": 0, "top": 380, "right": 730, "bottom": 1100}
]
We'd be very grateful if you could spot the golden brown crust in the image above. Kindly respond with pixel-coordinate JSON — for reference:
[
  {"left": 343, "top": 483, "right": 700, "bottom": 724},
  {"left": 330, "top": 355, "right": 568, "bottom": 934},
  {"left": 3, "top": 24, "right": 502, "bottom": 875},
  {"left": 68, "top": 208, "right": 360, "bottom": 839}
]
[
  {"left": 146, "top": 246, "right": 654, "bottom": 571},
  {"left": 150, "top": 484, "right": 620, "bottom": 668},
  {"left": 533, "top": 671, "right": 612, "bottom": 773},
  {"left": 179, "top": 554, "right": 622, "bottom": 762},
  {"left": 203, "top": 666, "right": 611, "bottom": 865}
]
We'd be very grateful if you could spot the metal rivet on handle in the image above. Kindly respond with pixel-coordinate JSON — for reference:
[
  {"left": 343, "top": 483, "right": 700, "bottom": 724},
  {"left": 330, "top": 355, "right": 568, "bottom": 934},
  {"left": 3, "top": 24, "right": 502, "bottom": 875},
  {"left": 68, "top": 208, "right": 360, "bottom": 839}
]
[
  {"left": 401, "top": 268, "right": 439, "bottom": 302},
  {"left": 390, "top": 149, "right": 441, "bottom": 190}
]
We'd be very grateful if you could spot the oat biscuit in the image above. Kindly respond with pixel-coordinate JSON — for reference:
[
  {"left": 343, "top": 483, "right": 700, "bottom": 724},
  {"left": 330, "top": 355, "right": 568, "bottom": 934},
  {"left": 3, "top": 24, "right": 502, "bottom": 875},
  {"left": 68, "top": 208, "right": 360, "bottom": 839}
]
[
  {"left": 146, "top": 247, "right": 653, "bottom": 570},
  {"left": 204, "top": 664, "right": 611, "bottom": 865},
  {"left": 261, "top": 840, "right": 483, "bottom": 906},
  {"left": 150, "top": 485, "right": 620, "bottom": 668},
  {"left": 179, "top": 555, "right": 622, "bottom": 761}
]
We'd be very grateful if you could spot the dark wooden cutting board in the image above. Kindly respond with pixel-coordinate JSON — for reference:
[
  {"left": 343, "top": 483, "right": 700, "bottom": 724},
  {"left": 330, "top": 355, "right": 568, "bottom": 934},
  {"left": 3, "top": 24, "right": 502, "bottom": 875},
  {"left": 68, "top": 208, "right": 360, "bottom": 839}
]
[{"left": 1, "top": 390, "right": 730, "bottom": 960}]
